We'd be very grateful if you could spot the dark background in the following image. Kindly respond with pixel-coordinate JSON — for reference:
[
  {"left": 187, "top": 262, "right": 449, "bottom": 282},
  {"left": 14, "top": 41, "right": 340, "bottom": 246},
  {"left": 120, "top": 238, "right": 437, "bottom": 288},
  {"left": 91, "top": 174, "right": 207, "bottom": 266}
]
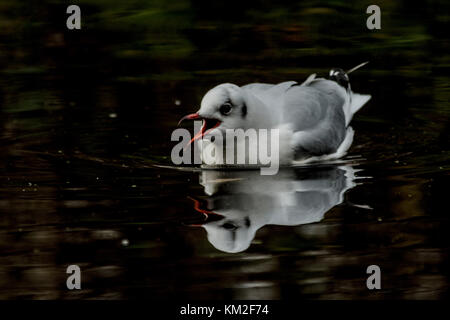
[{"left": 0, "top": 0, "right": 448, "bottom": 299}]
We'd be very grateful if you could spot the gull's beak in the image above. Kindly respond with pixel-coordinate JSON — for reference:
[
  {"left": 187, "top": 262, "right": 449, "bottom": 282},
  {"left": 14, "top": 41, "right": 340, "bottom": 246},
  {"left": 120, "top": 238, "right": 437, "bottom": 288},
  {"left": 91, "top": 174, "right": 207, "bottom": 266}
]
[
  {"left": 178, "top": 112, "right": 222, "bottom": 147},
  {"left": 178, "top": 112, "right": 200, "bottom": 126},
  {"left": 187, "top": 196, "right": 224, "bottom": 227}
]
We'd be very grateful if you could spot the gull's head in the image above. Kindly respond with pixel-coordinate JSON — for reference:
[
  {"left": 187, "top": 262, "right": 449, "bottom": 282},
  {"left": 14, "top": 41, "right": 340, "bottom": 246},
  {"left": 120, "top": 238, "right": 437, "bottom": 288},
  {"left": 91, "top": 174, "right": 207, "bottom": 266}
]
[
  {"left": 178, "top": 83, "right": 248, "bottom": 144},
  {"left": 202, "top": 213, "right": 255, "bottom": 253},
  {"left": 199, "top": 83, "right": 248, "bottom": 129}
]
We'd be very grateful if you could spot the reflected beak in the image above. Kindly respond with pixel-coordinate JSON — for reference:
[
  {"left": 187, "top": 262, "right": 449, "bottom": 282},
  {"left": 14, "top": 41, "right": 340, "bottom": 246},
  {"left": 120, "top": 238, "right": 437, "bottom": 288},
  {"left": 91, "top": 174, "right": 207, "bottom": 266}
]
[{"left": 187, "top": 196, "right": 224, "bottom": 226}]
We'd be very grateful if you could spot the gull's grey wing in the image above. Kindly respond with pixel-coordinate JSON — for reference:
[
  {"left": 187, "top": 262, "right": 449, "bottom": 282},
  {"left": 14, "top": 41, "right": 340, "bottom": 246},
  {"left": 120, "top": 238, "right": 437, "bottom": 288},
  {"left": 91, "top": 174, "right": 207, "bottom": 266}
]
[
  {"left": 241, "top": 83, "right": 276, "bottom": 92},
  {"left": 282, "top": 79, "right": 348, "bottom": 157},
  {"left": 242, "top": 81, "right": 297, "bottom": 111}
]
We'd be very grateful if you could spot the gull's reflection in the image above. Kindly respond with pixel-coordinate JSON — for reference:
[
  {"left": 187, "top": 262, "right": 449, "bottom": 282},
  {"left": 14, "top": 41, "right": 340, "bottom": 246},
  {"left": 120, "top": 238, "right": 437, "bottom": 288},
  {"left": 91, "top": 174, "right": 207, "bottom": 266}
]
[{"left": 191, "top": 165, "right": 359, "bottom": 253}]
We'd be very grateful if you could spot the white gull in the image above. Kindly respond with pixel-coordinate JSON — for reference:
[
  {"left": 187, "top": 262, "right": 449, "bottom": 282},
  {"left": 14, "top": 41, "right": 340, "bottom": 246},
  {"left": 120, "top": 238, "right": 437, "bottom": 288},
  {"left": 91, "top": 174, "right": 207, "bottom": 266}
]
[{"left": 178, "top": 63, "right": 371, "bottom": 165}]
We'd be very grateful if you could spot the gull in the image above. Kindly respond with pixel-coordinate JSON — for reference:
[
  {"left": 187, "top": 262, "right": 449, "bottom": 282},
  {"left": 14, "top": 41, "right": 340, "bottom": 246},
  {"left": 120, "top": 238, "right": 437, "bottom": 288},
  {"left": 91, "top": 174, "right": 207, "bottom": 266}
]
[
  {"left": 191, "top": 165, "right": 359, "bottom": 253},
  {"left": 178, "top": 62, "right": 371, "bottom": 164}
]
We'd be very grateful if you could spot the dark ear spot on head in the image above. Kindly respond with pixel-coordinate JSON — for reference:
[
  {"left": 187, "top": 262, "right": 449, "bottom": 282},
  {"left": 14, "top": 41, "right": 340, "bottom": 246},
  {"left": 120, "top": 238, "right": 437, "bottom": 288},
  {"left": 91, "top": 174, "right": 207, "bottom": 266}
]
[{"left": 241, "top": 103, "right": 247, "bottom": 117}]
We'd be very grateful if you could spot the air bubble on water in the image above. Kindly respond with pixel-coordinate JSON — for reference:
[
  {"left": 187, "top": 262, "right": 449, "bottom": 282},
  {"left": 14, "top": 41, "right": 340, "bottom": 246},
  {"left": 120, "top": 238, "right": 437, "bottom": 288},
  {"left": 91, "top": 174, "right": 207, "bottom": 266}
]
[
  {"left": 121, "top": 239, "right": 129, "bottom": 246},
  {"left": 175, "top": 100, "right": 181, "bottom": 106},
  {"left": 109, "top": 113, "right": 118, "bottom": 118}
]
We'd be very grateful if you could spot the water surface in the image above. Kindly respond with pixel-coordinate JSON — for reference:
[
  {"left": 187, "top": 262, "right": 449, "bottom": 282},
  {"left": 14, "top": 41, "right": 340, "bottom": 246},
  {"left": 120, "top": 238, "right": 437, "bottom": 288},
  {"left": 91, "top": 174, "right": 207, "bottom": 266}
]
[{"left": 0, "top": 0, "right": 449, "bottom": 299}]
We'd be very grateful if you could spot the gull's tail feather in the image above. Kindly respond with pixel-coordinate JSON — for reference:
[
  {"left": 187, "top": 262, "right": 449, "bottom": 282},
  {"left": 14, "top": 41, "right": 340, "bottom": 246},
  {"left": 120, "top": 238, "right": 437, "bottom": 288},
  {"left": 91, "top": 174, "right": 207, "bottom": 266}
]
[
  {"left": 329, "top": 68, "right": 350, "bottom": 89},
  {"left": 328, "top": 62, "right": 371, "bottom": 125},
  {"left": 329, "top": 61, "right": 370, "bottom": 90},
  {"left": 348, "top": 61, "right": 371, "bottom": 117},
  {"left": 351, "top": 93, "right": 371, "bottom": 115},
  {"left": 346, "top": 61, "right": 369, "bottom": 74}
]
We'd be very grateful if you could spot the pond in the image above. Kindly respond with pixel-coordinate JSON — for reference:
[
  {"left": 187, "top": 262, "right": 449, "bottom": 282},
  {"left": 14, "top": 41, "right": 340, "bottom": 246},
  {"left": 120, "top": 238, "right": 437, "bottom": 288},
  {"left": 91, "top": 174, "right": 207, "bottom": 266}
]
[{"left": 0, "top": 0, "right": 448, "bottom": 299}]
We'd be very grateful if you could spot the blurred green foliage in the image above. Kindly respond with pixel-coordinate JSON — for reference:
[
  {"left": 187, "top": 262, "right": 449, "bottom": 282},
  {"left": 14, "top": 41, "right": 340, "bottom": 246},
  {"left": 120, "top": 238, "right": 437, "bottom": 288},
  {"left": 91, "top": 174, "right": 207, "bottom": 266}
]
[{"left": 0, "top": 0, "right": 448, "bottom": 74}]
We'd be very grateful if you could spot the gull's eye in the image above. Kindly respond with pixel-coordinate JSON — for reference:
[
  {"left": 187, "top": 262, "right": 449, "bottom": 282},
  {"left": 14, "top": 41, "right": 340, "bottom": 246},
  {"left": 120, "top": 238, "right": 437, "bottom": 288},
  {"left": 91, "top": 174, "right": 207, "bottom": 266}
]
[
  {"left": 219, "top": 103, "right": 232, "bottom": 115},
  {"left": 222, "top": 222, "right": 237, "bottom": 230}
]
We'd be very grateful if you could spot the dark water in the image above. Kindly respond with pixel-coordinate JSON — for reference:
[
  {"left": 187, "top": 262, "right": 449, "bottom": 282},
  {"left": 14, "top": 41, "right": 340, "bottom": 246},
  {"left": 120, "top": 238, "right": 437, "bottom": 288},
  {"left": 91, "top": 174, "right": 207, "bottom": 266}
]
[{"left": 0, "top": 1, "right": 449, "bottom": 299}]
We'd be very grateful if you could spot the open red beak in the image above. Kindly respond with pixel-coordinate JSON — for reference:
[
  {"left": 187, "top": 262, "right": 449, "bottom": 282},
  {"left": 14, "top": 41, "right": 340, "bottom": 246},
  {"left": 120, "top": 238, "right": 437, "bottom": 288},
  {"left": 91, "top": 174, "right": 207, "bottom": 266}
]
[
  {"left": 177, "top": 112, "right": 200, "bottom": 126},
  {"left": 178, "top": 112, "right": 221, "bottom": 147},
  {"left": 187, "top": 196, "right": 224, "bottom": 227}
]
